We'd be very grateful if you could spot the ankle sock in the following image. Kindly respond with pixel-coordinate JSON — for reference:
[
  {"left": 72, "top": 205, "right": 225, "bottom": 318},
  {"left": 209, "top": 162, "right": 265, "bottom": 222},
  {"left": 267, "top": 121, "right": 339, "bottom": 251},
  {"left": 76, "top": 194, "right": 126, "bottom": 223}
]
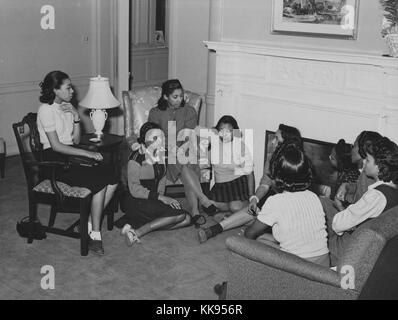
[
  {"left": 90, "top": 231, "right": 102, "bottom": 241},
  {"left": 88, "top": 221, "right": 93, "bottom": 234},
  {"left": 209, "top": 223, "right": 223, "bottom": 237}
]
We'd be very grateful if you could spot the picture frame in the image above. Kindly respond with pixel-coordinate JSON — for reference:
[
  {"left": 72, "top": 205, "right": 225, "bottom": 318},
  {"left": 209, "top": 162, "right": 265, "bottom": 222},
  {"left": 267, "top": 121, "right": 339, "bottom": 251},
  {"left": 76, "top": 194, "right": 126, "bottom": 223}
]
[
  {"left": 264, "top": 131, "right": 337, "bottom": 196},
  {"left": 154, "top": 30, "right": 165, "bottom": 45},
  {"left": 271, "top": 0, "right": 359, "bottom": 38}
]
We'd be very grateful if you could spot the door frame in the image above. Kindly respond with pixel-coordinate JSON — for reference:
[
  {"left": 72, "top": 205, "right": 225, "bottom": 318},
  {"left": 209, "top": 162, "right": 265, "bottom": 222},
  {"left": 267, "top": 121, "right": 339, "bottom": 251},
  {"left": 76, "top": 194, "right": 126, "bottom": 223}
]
[{"left": 112, "top": 0, "right": 130, "bottom": 135}]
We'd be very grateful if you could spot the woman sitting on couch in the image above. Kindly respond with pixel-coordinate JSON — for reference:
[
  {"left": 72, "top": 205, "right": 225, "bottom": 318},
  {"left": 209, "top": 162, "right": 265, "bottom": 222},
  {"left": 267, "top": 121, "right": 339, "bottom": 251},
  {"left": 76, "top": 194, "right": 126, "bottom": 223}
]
[{"left": 325, "top": 137, "right": 398, "bottom": 265}]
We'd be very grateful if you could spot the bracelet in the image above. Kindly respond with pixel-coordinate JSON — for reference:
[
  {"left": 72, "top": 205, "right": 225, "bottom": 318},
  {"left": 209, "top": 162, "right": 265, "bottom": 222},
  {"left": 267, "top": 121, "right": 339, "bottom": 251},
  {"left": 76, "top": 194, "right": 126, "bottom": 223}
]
[
  {"left": 249, "top": 195, "right": 259, "bottom": 203},
  {"left": 74, "top": 119, "right": 81, "bottom": 124}
]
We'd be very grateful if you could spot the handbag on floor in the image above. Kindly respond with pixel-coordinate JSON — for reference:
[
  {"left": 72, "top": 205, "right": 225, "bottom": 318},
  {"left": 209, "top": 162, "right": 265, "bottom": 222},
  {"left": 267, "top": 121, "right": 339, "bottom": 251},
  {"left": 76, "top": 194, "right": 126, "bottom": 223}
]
[{"left": 16, "top": 217, "right": 47, "bottom": 240}]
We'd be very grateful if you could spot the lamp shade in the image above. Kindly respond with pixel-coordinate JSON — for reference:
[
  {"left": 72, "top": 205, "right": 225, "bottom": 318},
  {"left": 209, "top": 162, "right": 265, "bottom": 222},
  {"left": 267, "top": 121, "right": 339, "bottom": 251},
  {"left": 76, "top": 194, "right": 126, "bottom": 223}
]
[{"left": 79, "top": 76, "right": 120, "bottom": 109}]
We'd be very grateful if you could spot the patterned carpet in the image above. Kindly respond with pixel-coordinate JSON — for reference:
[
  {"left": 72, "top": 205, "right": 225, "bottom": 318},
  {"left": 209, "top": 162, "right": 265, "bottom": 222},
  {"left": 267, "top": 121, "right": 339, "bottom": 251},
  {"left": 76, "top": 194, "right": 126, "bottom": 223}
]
[{"left": 0, "top": 156, "right": 239, "bottom": 300}]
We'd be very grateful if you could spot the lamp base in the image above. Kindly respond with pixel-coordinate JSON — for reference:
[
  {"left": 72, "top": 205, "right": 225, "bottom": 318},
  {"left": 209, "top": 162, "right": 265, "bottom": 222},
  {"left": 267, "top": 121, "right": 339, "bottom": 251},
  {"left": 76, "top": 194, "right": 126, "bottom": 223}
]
[
  {"left": 90, "top": 132, "right": 103, "bottom": 143},
  {"left": 89, "top": 137, "right": 102, "bottom": 143}
]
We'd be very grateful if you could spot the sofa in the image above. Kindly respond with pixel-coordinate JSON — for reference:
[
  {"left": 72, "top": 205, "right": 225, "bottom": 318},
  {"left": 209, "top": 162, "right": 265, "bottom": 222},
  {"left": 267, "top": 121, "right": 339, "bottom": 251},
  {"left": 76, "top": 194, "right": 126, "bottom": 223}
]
[{"left": 224, "top": 205, "right": 398, "bottom": 299}]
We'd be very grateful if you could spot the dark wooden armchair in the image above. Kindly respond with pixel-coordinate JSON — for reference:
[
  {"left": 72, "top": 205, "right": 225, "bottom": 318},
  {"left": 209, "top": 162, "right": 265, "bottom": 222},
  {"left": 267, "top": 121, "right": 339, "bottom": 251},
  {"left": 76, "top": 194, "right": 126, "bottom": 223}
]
[{"left": 12, "top": 113, "right": 114, "bottom": 256}]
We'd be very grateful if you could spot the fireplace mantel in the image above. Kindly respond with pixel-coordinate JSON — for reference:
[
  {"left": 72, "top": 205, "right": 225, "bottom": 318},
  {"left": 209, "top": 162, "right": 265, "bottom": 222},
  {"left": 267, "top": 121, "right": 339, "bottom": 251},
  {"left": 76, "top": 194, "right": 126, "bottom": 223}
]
[
  {"left": 205, "top": 41, "right": 398, "bottom": 68},
  {"left": 205, "top": 41, "right": 398, "bottom": 182}
]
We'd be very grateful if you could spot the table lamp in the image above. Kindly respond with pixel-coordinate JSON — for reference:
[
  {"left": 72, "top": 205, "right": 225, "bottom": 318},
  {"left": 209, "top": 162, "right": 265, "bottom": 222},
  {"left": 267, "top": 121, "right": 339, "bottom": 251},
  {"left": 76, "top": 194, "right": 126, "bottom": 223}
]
[{"left": 79, "top": 75, "right": 120, "bottom": 142}]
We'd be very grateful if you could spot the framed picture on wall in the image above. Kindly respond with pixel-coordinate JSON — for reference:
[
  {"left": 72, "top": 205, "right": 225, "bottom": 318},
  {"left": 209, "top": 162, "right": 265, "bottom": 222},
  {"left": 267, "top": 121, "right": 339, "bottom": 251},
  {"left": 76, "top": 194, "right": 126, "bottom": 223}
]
[{"left": 271, "top": 0, "right": 359, "bottom": 38}]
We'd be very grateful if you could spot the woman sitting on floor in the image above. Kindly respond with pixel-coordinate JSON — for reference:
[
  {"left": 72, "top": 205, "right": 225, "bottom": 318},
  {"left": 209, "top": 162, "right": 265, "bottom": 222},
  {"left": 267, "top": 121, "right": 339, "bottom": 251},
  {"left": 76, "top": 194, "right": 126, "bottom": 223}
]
[
  {"left": 244, "top": 144, "right": 330, "bottom": 267},
  {"left": 197, "top": 124, "right": 303, "bottom": 243},
  {"left": 196, "top": 115, "right": 255, "bottom": 215},
  {"left": 119, "top": 122, "right": 191, "bottom": 246}
]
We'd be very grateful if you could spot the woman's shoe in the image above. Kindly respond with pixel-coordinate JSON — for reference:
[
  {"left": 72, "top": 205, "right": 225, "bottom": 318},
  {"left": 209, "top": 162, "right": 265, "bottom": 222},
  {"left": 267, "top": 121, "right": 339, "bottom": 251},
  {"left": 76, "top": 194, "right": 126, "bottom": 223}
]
[
  {"left": 198, "top": 228, "right": 212, "bottom": 243},
  {"left": 191, "top": 214, "right": 206, "bottom": 229},
  {"left": 88, "top": 239, "right": 105, "bottom": 256},
  {"left": 125, "top": 229, "right": 141, "bottom": 247},
  {"left": 121, "top": 224, "right": 131, "bottom": 236},
  {"left": 202, "top": 204, "right": 218, "bottom": 216}
]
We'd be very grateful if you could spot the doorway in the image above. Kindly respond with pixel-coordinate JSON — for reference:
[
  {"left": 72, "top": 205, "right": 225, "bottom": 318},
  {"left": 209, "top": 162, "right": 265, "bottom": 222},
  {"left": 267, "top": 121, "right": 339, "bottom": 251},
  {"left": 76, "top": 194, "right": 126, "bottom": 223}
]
[{"left": 130, "top": 0, "right": 169, "bottom": 88}]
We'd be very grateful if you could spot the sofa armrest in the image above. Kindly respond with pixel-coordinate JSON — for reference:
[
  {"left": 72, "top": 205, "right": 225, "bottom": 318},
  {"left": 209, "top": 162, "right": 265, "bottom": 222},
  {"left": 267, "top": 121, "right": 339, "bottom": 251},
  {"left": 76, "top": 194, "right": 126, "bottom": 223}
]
[{"left": 226, "top": 236, "right": 341, "bottom": 288}]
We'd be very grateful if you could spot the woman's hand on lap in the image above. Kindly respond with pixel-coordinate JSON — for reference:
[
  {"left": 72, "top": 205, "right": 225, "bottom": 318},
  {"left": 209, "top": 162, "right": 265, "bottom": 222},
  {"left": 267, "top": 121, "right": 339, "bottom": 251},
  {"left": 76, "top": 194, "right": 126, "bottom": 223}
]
[
  {"left": 159, "top": 195, "right": 181, "bottom": 209},
  {"left": 85, "top": 151, "right": 103, "bottom": 161}
]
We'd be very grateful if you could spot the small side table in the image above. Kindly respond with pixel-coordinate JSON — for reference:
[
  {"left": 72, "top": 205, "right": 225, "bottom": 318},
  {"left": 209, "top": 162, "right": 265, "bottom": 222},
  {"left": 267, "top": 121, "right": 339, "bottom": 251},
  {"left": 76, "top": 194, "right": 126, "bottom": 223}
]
[{"left": 79, "top": 133, "right": 124, "bottom": 169}]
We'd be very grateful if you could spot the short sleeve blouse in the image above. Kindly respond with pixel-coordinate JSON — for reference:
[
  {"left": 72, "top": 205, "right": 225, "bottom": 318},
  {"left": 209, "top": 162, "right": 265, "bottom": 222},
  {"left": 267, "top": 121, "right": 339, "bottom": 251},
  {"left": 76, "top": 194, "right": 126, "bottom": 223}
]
[{"left": 37, "top": 103, "right": 74, "bottom": 149}]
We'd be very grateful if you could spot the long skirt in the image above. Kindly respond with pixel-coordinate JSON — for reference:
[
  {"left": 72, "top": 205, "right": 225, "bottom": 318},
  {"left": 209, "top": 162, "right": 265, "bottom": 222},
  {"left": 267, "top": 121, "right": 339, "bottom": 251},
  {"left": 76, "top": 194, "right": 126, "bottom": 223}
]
[{"left": 118, "top": 192, "right": 189, "bottom": 229}]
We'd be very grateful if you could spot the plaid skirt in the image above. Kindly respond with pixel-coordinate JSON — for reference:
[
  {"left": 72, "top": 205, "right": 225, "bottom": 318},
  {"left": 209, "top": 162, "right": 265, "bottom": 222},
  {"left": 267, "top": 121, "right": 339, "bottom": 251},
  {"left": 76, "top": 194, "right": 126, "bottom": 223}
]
[{"left": 210, "top": 175, "right": 249, "bottom": 203}]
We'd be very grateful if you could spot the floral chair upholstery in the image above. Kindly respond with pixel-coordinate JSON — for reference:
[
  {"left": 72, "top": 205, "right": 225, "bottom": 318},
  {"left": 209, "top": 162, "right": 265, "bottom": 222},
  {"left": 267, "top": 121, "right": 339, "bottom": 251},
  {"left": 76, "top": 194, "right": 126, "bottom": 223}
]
[{"left": 121, "top": 86, "right": 211, "bottom": 188}]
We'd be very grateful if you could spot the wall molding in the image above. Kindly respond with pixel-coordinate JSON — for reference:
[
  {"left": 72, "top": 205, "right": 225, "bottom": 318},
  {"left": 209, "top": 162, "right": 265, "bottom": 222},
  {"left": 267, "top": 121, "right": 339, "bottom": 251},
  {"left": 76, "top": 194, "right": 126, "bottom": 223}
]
[{"left": 0, "top": 75, "right": 91, "bottom": 96}]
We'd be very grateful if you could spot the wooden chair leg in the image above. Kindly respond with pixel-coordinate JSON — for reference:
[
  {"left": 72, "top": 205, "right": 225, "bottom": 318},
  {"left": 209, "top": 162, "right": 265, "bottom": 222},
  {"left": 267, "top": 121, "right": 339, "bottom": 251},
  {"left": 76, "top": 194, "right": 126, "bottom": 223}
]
[
  {"left": 28, "top": 199, "right": 37, "bottom": 244},
  {"left": 80, "top": 197, "right": 90, "bottom": 256},
  {"left": 48, "top": 205, "right": 57, "bottom": 227},
  {"left": 107, "top": 211, "right": 114, "bottom": 231}
]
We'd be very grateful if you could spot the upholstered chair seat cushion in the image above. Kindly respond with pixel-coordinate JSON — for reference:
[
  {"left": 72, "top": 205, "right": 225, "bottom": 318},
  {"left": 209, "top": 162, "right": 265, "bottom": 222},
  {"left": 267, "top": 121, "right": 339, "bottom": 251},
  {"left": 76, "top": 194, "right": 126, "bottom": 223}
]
[{"left": 33, "top": 180, "right": 91, "bottom": 198}]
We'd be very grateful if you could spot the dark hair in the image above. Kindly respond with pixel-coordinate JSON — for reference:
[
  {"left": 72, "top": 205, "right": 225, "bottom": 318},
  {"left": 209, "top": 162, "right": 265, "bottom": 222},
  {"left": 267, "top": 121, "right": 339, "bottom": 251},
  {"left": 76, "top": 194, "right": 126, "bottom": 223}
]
[
  {"left": 367, "top": 137, "right": 398, "bottom": 184},
  {"left": 272, "top": 144, "right": 313, "bottom": 192},
  {"left": 269, "top": 136, "right": 304, "bottom": 180},
  {"left": 157, "top": 79, "right": 185, "bottom": 111},
  {"left": 39, "top": 71, "right": 70, "bottom": 104},
  {"left": 137, "top": 122, "right": 162, "bottom": 144},
  {"left": 215, "top": 115, "right": 239, "bottom": 131},
  {"left": 334, "top": 139, "right": 355, "bottom": 171},
  {"left": 356, "top": 131, "right": 382, "bottom": 159},
  {"left": 279, "top": 124, "right": 302, "bottom": 147}
]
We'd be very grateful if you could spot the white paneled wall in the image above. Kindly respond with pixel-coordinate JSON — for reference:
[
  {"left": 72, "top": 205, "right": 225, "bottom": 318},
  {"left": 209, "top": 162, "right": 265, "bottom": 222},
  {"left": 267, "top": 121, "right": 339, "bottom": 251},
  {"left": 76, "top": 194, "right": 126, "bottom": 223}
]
[{"left": 206, "top": 41, "right": 398, "bottom": 183}]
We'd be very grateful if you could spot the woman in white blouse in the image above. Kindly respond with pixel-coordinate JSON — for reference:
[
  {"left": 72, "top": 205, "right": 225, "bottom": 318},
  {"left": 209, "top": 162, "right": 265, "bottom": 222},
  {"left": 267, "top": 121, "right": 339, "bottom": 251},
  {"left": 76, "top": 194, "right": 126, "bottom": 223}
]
[{"left": 37, "top": 71, "right": 118, "bottom": 256}]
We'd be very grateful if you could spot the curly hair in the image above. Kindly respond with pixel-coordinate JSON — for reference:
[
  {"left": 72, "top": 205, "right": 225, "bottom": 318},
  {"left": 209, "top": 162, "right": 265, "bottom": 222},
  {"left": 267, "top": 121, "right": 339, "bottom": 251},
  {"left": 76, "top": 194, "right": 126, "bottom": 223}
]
[
  {"left": 357, "top": 131, "right": 382, "bottom": 159},
  {"left": 278, "top": 124, "right": 303, "bottom": 149},
  {"left": 39, "top": 71, "right": 70, "bottom": 104},
  {"left": 269, "top": 136, "right": 304, "bottom": 180},
  {"left": 272, "top": 144, "right": 313, "bottom": 193},
  {"left": 335, "top": 139, "right": 355, "bottom": 171},
  {"left": 157, "top": 79, "right": 185, "bottom": 111},
  {"left": 367, "top": 137, "right": 398, "bottom": 184}
]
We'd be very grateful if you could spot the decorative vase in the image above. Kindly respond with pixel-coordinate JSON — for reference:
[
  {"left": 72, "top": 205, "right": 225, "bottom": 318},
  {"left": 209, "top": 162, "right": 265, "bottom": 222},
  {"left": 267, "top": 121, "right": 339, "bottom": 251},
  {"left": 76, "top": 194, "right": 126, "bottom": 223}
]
[{"left": 386, "top": 33, "right": 398, "bottom": 57}]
